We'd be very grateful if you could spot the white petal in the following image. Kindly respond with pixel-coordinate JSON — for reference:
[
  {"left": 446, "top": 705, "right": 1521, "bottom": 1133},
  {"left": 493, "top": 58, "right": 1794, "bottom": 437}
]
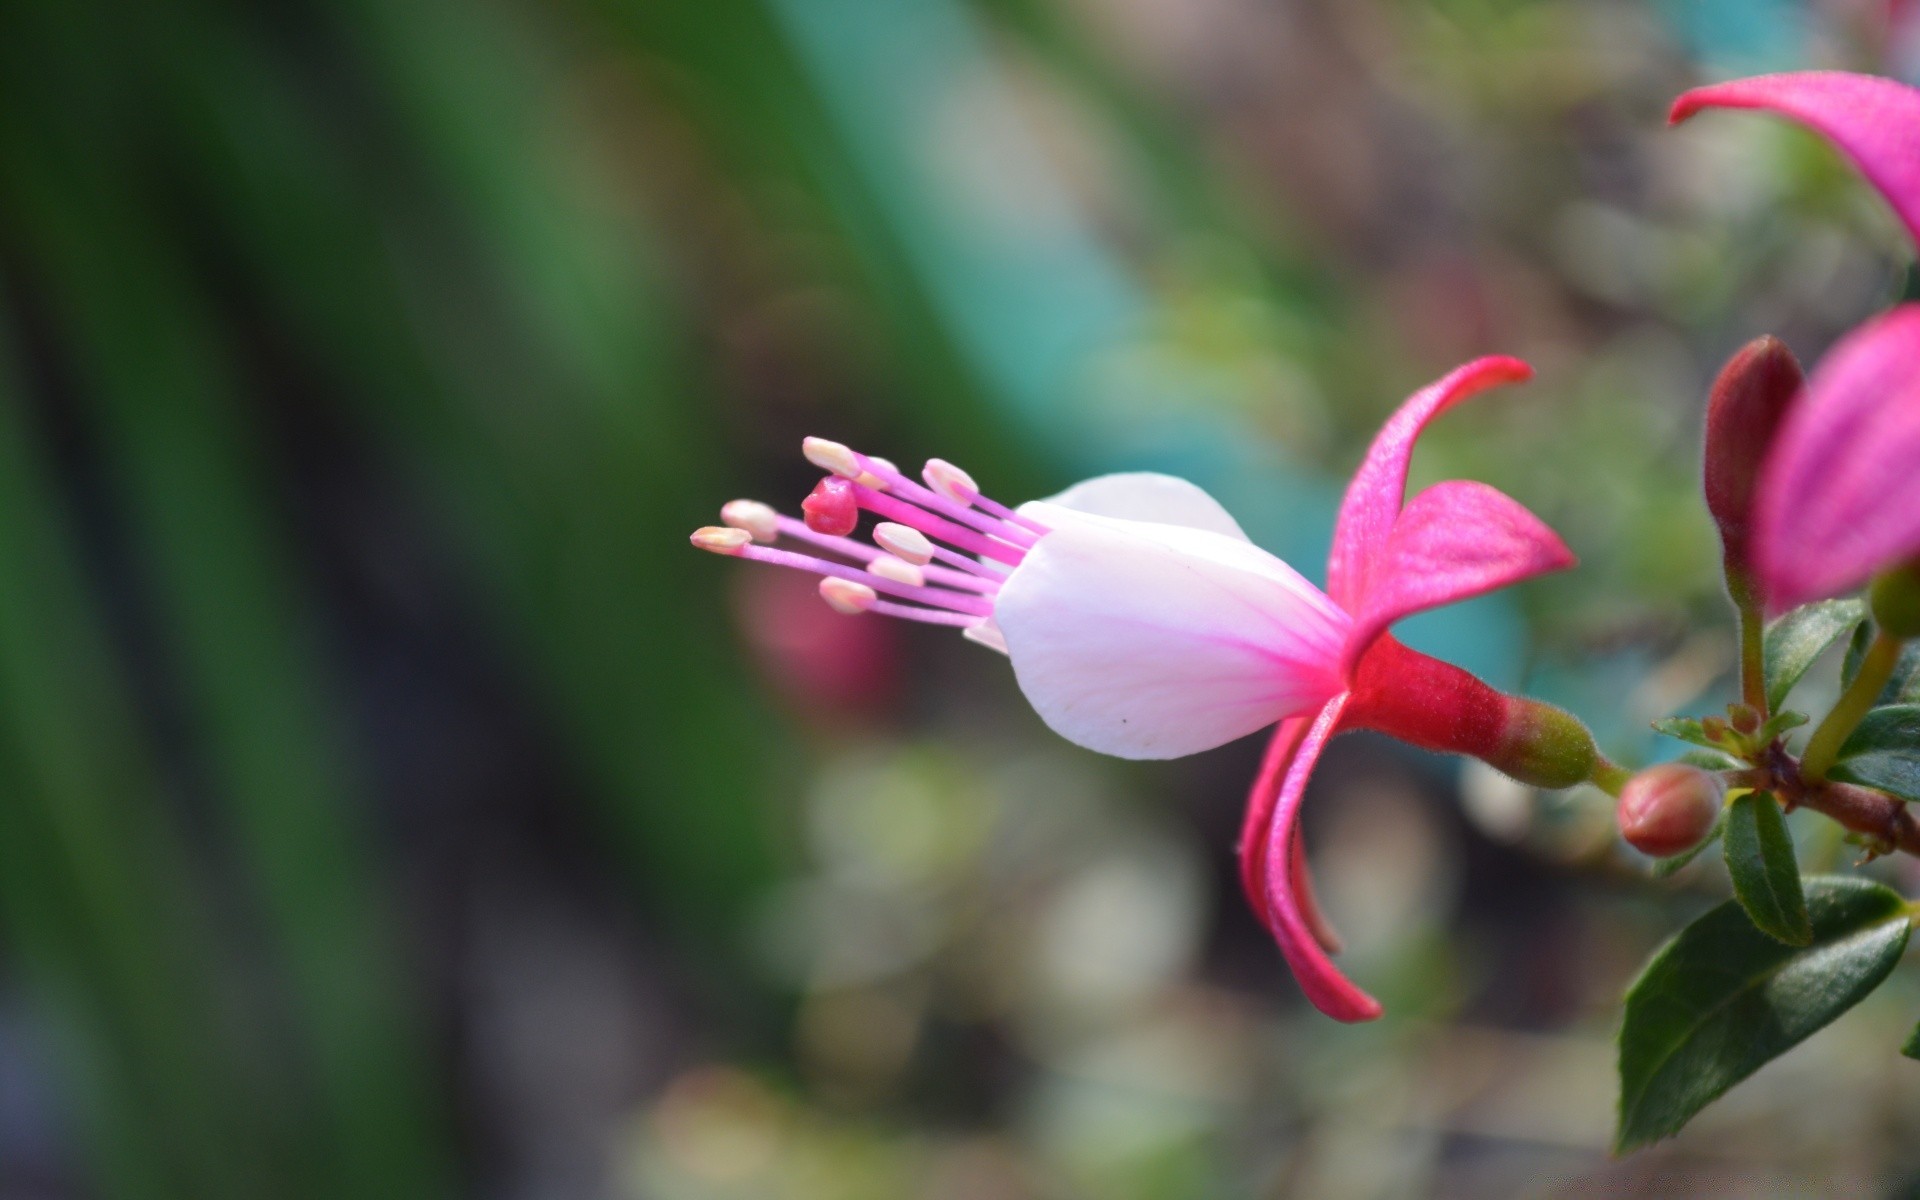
[
  {"left": 1021, "top": 473, "right": 1250, "bottom": 541},
  {"left": 993, "top": 516, "right": 1350, "bottom": 760}
]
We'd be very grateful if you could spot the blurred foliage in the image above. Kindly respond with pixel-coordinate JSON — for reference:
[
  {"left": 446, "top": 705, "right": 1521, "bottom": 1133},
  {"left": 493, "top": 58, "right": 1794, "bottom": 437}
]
[{"left": 1, "top": 0, "right": 1919, "bottom": 1196}]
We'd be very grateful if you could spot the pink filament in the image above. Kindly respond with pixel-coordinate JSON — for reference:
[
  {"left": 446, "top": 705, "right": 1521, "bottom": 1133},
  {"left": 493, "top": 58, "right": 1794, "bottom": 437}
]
[
  {"left": 852, "top": 485, "right": 1027, "bottom": 566},
  {"left": 736, "top": 544, "right": 994, "bottom": 615},
  {"left": 773, "top": 515, "right": 1000, "bottom": 594}
]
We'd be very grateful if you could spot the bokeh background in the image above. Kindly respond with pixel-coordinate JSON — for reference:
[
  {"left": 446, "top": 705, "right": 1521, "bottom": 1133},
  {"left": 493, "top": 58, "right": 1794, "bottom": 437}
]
[{"left": 4, "top": 0, "right": 1920, "bottom": 1196}]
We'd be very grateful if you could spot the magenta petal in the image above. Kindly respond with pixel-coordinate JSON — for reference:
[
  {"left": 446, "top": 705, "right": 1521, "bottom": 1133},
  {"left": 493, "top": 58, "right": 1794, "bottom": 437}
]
[
  {"left": 1671, "top": 71, "right": 1920, "bottom": 253},
  {"left": 1326, "top": 357, "right": 1535, "bottom": 611},
  {"left": 1342, "top": 481, "right": 1575, "bottom": 674},
  {"left": 1256, "top": 694, "right": 1384, "bottom": 1023},
  {"left": 1756, "top": 305, "right": 1920, "bottom": 611}
]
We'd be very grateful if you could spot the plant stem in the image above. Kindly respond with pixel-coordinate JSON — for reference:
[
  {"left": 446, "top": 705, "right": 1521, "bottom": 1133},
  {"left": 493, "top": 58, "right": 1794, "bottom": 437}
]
[
  {"left": 1736, "top": 593, "right": 1767, "bottom": 716},
  {"left": 1589, "top": 756, "right": 1630, "bottom": 797},
  {"left": 1801, "top": 627, "right": 1902, "bottom": 780}
]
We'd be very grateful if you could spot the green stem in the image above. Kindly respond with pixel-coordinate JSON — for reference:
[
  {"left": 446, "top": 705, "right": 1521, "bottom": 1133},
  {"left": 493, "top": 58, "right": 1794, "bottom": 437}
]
[
  {"left": 1737, "top": 593, "right": 1767, "bottom": 716},
  {"left": 1802, "top": 628, "right": 1902, "bottom": 780},
  {"left": 1588, "top": 755, "right": 1630, "bottom": 798}
]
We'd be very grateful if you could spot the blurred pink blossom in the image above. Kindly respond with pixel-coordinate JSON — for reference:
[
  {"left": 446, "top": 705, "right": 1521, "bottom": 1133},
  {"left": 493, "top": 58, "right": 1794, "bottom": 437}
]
[{"left": 1672, "top": 71, "right": 1920, "bottom": 611}]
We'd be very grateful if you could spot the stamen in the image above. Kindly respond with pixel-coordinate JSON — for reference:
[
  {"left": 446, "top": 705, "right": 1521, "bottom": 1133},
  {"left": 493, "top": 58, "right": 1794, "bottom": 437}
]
[
  {"left": 820, "top": 572, "right": 988, "bottom": 628},
  {"left": 802, "top": 437, "right": 863, "bottom": 479},
  {"left": 801, "top": 477, "right": 858, "bottom": 536},
  {"left": 691, "top": 526, "right": 752, "bottom": 554},
  {"left": 720, "top": 499, "right": 780, "bottom": 544},
  {"left": 853, "top": 484, "right": 1026, "bottom": 566},
  {"left": 819, "top": 577, "right": 876, "bottom": 614},
  {"left": 964, "top": 490, "right": 1050, "bottom": 537},
  {"left": 865, "top": 600, "right": 987, "bottom": 627},
  {"left": 735, "top": 542, "right": 995, "bottom": 615},
  {"left": 873, "top": 522, "right": 933, "bottom": 565},
  {"left": 851, "top": 454, "right": 1038, "bottom": 547},
  {"left": 775, "top": 516, "right": 1000, "bottom": 594},
  {"left": 867, "top": 554, "right": 926, "bottom": 588},
  {"left": 924, "top": 458, "right": 978, "bottom": 503}
]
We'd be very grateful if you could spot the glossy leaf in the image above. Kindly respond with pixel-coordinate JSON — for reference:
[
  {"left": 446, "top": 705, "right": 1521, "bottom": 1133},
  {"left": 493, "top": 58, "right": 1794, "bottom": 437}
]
[
  {"left": 1829, "top": 705, "right": 1920, "bottom": 802},
  {"left": 1617, "top": 876, "right": 1911, "bottom": 1152},
  {"left": 1904, "top": 1022, "right": 1920, "bottom": 1062},
  {"left": 1723, "top": 792, "right": 1810, "bottom": 945},
  {"left": 1765, "top": 599, "right": 1865, "bottom": 710}
]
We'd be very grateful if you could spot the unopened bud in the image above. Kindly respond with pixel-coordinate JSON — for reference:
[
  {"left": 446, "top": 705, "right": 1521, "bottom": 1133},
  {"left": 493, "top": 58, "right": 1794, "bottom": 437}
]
[
  {"left": 1617, "top": 763, "right": 1725, "bottom": 858},
  {"left": 720, "top": 499, "right": 780, "bottom": 544},
  {"left": 874, "top": 522, "right": 934, "bottom": 565},
  {"left": 802, "top": 436, "right": 863, "bottom": 479},
  {"left": 1703, "top": 336, "right": 1803, "bottom": 591},
  {"left": 801, "top": 476, "right": 859, "bottom": 536},
  {"left": 867, "top": 554, "right": 925, "bottom": 587},
  {"left": 819, "top": 577, "right": 876, "bottom": 614},
  {"left": 1869, "top": 558, "right": 1920, "bottom": 639},
  {"left": 924, "top": 458, "right": 978, "bottom": 503},
  {"left": 691, "top": 526, "right": 752, "bottom": 554}
]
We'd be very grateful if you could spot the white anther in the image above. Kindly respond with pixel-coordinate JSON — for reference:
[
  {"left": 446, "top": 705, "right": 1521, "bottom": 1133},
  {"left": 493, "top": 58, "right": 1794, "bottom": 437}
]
[
  {"left": 873, "top": 522, "right": 934, "bottom": 565},
  {"left": 867, "top": 554, "right": 926, "bottom": 588},
  {"left": 803, "top": 436, "right": 863, "bottom": 479},
  {"left": 923, "top": 458, "right": 978, "bottom": 503},
  {"left": 720, "top": 499, "right": 780, "bottom": 544},
  {"left": 962, "top": 620, "right": 1009, "bottom": 654},
  {"left": 690, "top": 526, "right": 753, "bottom": 554},
  {"left": 819, "top": 577, "right": 877, "bottom": 614}
]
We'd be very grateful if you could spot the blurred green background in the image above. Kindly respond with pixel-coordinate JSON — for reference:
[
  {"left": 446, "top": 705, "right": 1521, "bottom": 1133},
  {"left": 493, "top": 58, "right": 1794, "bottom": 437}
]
[{"left": 3, "top": 0, "right": 1920, "bottom": 1196}]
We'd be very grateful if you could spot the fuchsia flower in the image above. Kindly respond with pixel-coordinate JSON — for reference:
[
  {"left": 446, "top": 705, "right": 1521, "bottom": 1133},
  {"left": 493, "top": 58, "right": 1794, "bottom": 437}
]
[
  {"left": 1672, "top": 72, "right": 1920, "bottom": 612},
  {"left": 693, "top": 357, "right": 1596, "bottom": 1020}
]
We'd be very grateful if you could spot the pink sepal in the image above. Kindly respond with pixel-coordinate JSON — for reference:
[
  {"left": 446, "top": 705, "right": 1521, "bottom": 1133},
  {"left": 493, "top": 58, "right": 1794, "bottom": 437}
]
[
  {"left": 1342, "top": 480, "right": 1575, "bottom": 674},
  {"left": 1327, "top": 357, "right": 1534, "bottom": 611},
  {"left": 1671, "top": 71, "right": 1920, "bottom": 252},
  {"left": 1256, "top": 694, "right": 1384, "bottom": 1022},
  {"left": 1756, "top": 305, "right": 1920, "bottom": 611}
]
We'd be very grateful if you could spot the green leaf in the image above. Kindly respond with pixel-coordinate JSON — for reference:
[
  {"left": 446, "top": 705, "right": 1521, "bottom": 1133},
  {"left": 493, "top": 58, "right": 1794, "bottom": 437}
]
[
  {"left": 1903, "top": 1023, "right": 1920, "bottom": 1062},
  {"left": 1652, "top": 717, "right": 1729, "bottom": 751},
  {"left": 1843, "top": 627, "right": 1920, "bottom": 702},
  {"left": 1766, "top": 599, "right": 1865, "bottom": 710},
  {"left": 1843, "top": 622, "right": 1870, "bottom": 689},
  {"left": 1829, "top": 705, "right": 1920, "bottom": 803},
  {"left": 1754, "top": 710, "right": 1808, "bottom": 746},
  {"left": 1723, "top": 792, "right": 1811, "bottom": 944},
  {"left": 1651, "top": 807, "right": 1727, "bottom": 879},
  {"left": 1617, "top": 876, "right": 1911, "bottom": 1152}
]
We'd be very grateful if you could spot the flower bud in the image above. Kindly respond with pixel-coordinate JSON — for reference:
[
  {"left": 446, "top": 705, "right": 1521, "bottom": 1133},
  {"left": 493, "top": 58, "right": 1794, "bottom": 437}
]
[
  {"left": 1703, "top": 336, "right": 1803, "bottom": 593},
  {"left": 1869, "top": 558, "right": 1920, "bottom": 639},
  {"left": 1617, "top": 763, "right": 1725, "bottom": 858}
]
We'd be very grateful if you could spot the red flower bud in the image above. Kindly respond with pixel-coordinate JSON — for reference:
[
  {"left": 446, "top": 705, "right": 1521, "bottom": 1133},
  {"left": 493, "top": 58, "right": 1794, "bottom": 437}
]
[
  {"left": 1703, "top": 336, "right": 1803, "bottom": 592},
  {"left": 1617, "top": 763, "right": 1725, "bottom": 858},
  {"left": 801, "top": 476, "right": 858, "bottom": 536}
]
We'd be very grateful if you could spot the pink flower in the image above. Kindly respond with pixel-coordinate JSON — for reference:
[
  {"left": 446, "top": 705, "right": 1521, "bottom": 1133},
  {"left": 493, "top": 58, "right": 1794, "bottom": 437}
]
[
  {"left": 692, "top": 357, "right": 1585, "bottom": 1019},
  {"left": 1672, "top": 72, "right": 1920, "bottom": 611}
]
